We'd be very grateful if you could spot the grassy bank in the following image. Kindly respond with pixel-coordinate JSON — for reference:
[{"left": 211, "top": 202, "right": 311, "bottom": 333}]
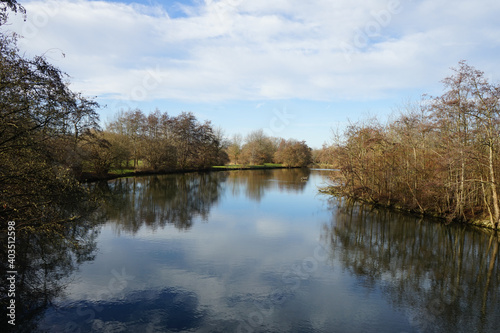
[
  {"left": 79, "top": 164, "right": 295, "bottom": 182},
  {"left": 211, "top": 163, "right": 285, "bottom": 170}
]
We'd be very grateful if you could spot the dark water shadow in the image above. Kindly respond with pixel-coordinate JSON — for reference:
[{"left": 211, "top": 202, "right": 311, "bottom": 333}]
[{"left": 322, "top": 199, "right": 500, "bottom": 333}]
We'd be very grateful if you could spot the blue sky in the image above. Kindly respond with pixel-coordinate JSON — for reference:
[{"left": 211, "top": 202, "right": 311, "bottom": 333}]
[{"left": 6, "top": 0, "right": 500, "bottom": 148}]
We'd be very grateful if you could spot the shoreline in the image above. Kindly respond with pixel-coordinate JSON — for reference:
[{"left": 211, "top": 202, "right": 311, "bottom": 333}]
[
  {"left": 319, "top": 186, "right": 499, "bottom": 231},
  {"left": 78, "top": 165, "right": 302, "bottom": 183},
  {"left": 80, "top": 167, "right": 498, "bottom": 231}
]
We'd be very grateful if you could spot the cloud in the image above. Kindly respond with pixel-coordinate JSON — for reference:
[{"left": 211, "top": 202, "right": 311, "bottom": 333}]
[{"left": 7, "top": 0, "right": 500, "bottom": 103}]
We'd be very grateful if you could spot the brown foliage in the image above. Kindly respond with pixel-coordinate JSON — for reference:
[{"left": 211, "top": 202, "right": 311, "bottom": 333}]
[
  {"left": 239, "top": 130, "right": 277, "bottom": 165},
  {"left": 274, "top": 139, "right": 312, "bottom": 167},
  {"left": 331, "top": 62, "right": 500, "bottom": 228},
  {"left": 0, "top": 32, "right": 98, "bottom": 231},
  {"left": 107, "top": 110, "right": 228, "bottom": 170}
]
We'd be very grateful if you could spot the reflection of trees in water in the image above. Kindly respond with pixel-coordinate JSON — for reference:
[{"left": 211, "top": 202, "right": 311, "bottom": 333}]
[
  {"left": 226, "top": 169, "right": 310, "bottom": 202},
  {"left": 100, "top": 169, "right": 311, "bottom": 233},
  {"left": 0, "top": 217, "right": 100, "bottom": 332},
  {"left": 323, "top": 200, "right": 500, "bottom": 333},
  {"left": 100, "top": 172, "right": 228, "bottom": 233}
]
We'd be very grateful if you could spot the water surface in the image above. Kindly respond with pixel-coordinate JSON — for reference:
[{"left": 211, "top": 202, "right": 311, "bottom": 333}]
[{"left": 21, "top": 169, "right": 500, "bottom": 332}]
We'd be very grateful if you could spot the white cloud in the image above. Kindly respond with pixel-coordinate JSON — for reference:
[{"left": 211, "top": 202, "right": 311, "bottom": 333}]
[{"left": 6, "top": 0, "right": 500, "bottom": 103}]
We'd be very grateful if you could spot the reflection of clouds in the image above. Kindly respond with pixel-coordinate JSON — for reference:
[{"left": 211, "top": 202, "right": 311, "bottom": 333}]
[
  {"left": 56, "top": 213, "right": 408, "bottom": 331},
  {"left": 41, "top": 287, "right": 207, "bottom": 332},
  {"left": 43, "top": 170, "right": 430, "bottom": 331},
  {"left": 52, "top": 177, "right": 333, "bottom": 330},
  {"left": 256, "top": 217, "right": 289, "bottom": 237}
]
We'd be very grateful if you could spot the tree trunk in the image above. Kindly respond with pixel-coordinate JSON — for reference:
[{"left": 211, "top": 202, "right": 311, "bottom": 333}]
[{"left": 488, "top": 144, "right": 499, "bottom": 229}]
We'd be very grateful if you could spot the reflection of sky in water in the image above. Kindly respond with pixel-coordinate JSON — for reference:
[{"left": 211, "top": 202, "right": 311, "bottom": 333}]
[{"left": 37, "top": 170, "right": 467, "bottom": 332}]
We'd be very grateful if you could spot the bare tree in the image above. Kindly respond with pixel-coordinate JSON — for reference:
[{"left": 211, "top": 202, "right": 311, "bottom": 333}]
[
  {"left": 274, "top": 139, "right": 312, "bottom": 167},
  {"left": 330, "top": 61, "right": 500, "bottom": 229},
  {"left": 240, "top": 129, "right": 276, "bottom": 165},
  {"left": 226, "top": 134, "right": 242, "bottom": 165}
]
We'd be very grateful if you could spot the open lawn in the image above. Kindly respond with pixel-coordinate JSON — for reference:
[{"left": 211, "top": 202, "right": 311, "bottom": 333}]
[{"left": 212, "top": 163, "right": 284, "bottom": 169}]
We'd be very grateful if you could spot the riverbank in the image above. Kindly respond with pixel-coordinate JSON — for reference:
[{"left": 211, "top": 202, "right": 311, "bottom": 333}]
[
  {"left": 320, "top": 185, "right": 499, "bottom": 231},
  {"left": 78, "top": 164, "right": 300, "bottom": 183}
]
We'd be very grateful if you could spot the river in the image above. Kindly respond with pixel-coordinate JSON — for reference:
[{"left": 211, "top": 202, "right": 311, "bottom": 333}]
[{"left": 13, "top": 169, "right": 500, "bottom": 332}]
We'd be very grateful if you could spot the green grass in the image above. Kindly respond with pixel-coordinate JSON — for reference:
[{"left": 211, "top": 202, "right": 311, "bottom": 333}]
[
  {"left": 108, "top": 160, "right": 145, "bottom": 174},
  {"left": 109, "top": 168, "right": 136, "bottom": 175},
  {"left": 212, "top": 165, "right": 240, "bottom": 169},
  {"left": 92, "top": 161, "right": 284, "bottom": 176},
  {"left": 211, "top": 163, "right": 283, "bottom": 169}
]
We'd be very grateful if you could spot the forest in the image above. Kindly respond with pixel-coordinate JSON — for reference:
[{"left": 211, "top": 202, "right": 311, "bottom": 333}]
[
  {"left": 322, "top": 61, "right": 500, "bottom": 229},
  {"left": 99, "top": 109, "right": 312, "bottom": 175}
]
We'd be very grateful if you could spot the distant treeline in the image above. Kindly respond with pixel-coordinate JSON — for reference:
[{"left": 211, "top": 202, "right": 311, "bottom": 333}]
[
  {"left": 324, "top": 61, "right": 500, "bottom": 229},
  {"left": 91, "top": 110, "right": 229, "bottom": 174},
  {"left": 98, "top": 110, "right": 312, "bottom": 175},
  {"left": 225, "top": 129, "right": 312, "bottom": 168}
]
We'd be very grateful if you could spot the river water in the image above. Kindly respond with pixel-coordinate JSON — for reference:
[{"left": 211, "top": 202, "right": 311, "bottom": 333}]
[{"left": 22, "top": 169, "right": 500, "bottom": 332}]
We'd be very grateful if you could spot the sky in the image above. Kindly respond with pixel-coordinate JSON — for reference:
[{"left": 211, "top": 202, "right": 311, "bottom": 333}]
[{"left": 5, "top": 0, "right": 500, "bottom": 148}]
